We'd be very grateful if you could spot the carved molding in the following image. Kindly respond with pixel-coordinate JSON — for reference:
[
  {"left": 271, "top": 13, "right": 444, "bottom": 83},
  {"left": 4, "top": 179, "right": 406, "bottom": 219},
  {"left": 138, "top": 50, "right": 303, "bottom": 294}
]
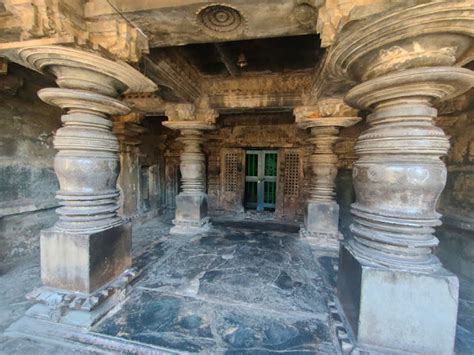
[
  {"left": 17, "top": 45, "right": 156, "bottom": 93},
  {"left": 143, "top": 49, "right": 201, "bottom": 102},
  {"left": 327, "top": 2, "right": 474, "bottom": 82},
  {"left": 2, "top": 0, "right": 149, "bottom": 62}
]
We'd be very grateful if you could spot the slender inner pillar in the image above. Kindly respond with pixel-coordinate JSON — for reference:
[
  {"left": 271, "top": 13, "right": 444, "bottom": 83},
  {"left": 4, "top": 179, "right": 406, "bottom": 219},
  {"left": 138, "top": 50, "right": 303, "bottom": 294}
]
[
  {"left": 163, "top": 105, "right": 217, "bottom": 235},
  {"left": 308, "top": 127, "right": 339, "bottom": 203},
  {"left": 179, "top": 129, "right": 206, "bottom": 195},
  {"left": 294, "top": 104, "right": 360, "bottom": 250}
]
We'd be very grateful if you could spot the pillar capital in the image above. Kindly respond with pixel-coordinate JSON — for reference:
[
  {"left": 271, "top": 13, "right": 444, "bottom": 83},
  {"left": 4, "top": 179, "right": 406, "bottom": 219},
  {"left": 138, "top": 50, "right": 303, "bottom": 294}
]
[
  {"left": 18, "top": 45, "right": 156, "bottom": 94},
  {"left": 328, "top": 1, "right": 474, "bottom": 83},
  {"left": 164, "top": 103, "right": 218, "bottom": 129}
]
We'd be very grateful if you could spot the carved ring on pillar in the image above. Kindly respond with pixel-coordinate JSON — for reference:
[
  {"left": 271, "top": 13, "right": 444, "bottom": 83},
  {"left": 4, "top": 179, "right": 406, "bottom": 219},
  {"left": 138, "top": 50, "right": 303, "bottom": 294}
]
[
  {"left": 326, "top": 1, "right": 474, "bottom": 270},
  {"left": 345, "top": 67, "right": 474, "bottom": 270},
  {"left": 17, "top": 46, "right": 156, "bottom": 234}
]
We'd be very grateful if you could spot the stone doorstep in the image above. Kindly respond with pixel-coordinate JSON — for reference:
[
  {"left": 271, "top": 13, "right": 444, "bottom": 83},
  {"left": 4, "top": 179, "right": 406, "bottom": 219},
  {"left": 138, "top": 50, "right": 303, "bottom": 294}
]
[
  {"left": 23, "top": 267, "right": 140, "bottom": 329},
  {"left": 4, "top": 316, "right": 177, "bottom": 354}
]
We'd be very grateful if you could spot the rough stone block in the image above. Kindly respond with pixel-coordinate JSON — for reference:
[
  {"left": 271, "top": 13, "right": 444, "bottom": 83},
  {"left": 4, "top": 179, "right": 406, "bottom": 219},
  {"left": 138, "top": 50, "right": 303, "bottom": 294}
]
[
  {"left": 175, "top": 193, "right": 208, "bottom": 223},
  {"left": 337, "top": 244, "right": 459, "bottom": 354},
  {"left": 40, "top": 223, "right": 131, "bottom": 294},
  {"left": 304, "top": 201, "right": 339, "bottom": 234}
]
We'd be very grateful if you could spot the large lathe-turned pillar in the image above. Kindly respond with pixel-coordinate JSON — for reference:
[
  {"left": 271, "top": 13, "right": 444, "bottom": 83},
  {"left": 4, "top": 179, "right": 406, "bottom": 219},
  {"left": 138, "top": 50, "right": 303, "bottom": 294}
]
[
  {"left": 163, "top": 104, "right": 217, "bottom": 235},
  {"left": 294, "top": 99, "right": 360, "bottom": 251},
  {"left": 17, "top": 46, "right": 156, "bottom": 296},
  {"left": 327, "top": 2, "right": 474, "bottom": 353}
]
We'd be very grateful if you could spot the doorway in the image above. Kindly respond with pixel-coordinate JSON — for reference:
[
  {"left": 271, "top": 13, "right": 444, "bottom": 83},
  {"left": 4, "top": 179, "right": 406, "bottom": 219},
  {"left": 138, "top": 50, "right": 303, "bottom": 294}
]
[{"left": 244, "top": 150, "right": 277, "bottom": 211}]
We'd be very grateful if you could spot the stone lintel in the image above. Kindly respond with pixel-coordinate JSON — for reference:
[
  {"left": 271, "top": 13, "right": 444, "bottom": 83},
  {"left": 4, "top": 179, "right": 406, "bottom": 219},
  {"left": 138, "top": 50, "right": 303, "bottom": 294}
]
[{"left": 338, "top": 244, "right": 459, "bottom": 354}]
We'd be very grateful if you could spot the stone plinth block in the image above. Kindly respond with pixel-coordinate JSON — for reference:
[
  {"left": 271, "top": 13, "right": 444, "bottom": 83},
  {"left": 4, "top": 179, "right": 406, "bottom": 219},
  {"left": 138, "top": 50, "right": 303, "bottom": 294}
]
[
  {"left": 171, "top": 193, "right": 210, "bottom": 235},
  {"left": 337, "top": 244, "right": 459, "bottom": 354},
  {"left": 175, "top": 193, "right": 208, "bottom": 223},
  {"left": 305, "top": 201, "right": 339, "bottom": 234},
  {"left": 40, "top": 224, "right": 131, "bottom": 294}
]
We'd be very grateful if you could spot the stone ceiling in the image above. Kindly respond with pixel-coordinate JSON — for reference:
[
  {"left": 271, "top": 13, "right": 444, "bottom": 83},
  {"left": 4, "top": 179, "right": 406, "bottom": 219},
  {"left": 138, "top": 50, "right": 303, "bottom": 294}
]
[{"left": 0, "top": 0, "right": 472, "bottom": 115}]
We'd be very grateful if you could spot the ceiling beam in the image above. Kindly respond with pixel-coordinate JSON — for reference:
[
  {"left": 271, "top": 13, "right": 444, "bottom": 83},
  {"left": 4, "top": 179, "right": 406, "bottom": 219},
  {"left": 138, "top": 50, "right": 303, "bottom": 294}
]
[
  {"left": 142, "top": 49, "right": 201, "bottom": 103},
  {"left": 214, "top": 43, "right": 240, "bottom": 77}
]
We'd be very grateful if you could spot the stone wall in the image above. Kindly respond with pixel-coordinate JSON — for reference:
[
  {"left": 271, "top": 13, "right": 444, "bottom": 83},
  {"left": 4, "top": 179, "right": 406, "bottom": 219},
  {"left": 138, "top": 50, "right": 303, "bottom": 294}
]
[
  {"left": 116, "top": 116, "right": 177, "bottom": 221},
  {"left": 201, "top": 112, "right": 365, "bottom": 222},
  {"left": 0, "top": 65, "right": 61, "bottom": 258},
  {"left": 436, "top": 110, "right": 474, "bottom": 281}
]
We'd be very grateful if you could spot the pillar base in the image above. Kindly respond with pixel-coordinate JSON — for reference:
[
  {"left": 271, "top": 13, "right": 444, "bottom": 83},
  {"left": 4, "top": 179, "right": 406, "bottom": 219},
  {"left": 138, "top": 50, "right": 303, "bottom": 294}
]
[
  {"left": 24, "top": 267, "right": 139, "bottom": 328},
  {"left": 337, "top": 243, "right": 459, "bottom": 354},
  {"left": 41, "top": 223, "right": 132, "bottom": 294},
  {"left": 172, "top": 193, "right": 210, "bottom": 235},
  {"left": 170, "top": 216, "right": 211, "bottom": 235},
  {"left": 303, "top": 201, "right": 340, "bottom": 251},
  {"left": 300, "top": 228, "right": 341, "bottom": 251}
]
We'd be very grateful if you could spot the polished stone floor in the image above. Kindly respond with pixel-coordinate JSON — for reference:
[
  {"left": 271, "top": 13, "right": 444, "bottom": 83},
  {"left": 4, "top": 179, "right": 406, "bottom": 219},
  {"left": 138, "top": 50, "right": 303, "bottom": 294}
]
[
  {"left": 1, "top": 213, "right": 474, "bottom": 354},
  {"left": 94, "top": 218, "right": 337, "bottom": 353}
]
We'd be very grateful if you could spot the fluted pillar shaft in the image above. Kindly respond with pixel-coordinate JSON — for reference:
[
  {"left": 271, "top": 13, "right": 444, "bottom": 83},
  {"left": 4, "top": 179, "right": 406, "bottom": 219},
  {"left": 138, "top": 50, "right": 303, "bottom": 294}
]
[
  {"left": 16, "top": 45, "right": 156, "bottom": 294},
  {"left": 179, "top": 129, "right": 206, "bottom": 195}
]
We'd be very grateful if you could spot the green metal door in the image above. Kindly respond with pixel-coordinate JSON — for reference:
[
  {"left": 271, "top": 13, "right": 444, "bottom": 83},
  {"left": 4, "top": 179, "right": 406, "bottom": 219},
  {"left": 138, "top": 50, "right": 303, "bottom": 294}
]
[{"left": 245, "top": 150, "right": 277, "bottom": 211}]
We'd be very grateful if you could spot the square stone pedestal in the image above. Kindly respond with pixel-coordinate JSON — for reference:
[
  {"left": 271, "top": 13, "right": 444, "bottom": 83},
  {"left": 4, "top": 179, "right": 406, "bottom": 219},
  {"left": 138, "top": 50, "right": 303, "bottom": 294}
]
[
  {"left": 337, "top": 244, "right": 459, "bottom": 354},
  {"left": 302, "top": 201, "right": 340, "bottom": 250},
  {"left": 171, "top": 193, "right": 210, "bottom": 235},
  {"left": 41, "top": 223, "right": 132, "bottom": 294}
]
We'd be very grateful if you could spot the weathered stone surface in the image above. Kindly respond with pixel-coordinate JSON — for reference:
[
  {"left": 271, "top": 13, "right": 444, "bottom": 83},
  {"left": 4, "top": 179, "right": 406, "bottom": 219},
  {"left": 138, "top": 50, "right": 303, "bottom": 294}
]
[
  {"left": 163, "top": 105, "right": 216, "bottom": 235},
  {"left": 40, "top": 223, "right": 131, "bottom": 293},
  {"left": 338, "top": 244, "right": 459, "bottom": 354},
  {"left": 305, "top": 201, "right": 339, "bottom": 235},
  {"left": 1, "top": 215, "right": 474, "bottom": 354},
  {"left": 0, "top": 64, "right": 61, "bottom": 259},
  {"left": 93, "top": 217, "right": 334, "bottom": 353},
  {"left": 328, "top": 2, "right": 474, "bottom": 352}
]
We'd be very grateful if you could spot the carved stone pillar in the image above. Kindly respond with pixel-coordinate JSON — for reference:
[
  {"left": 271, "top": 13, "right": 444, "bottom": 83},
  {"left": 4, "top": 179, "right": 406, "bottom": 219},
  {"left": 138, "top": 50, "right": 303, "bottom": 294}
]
[
  {"left": 327, "top": 3, "right": 474, "bottom": 353},
  {"left": 17, "top": 46, "right": 156, "bottom": 298},
  {"left": 163, "top": 104, "right": 217, "bottom": 235},
  {"left": 113, "top": 113, "right": 146, "bottom": 219},
  {"left": 294, "top": 99, "right": 360, "bottom": 251}
]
